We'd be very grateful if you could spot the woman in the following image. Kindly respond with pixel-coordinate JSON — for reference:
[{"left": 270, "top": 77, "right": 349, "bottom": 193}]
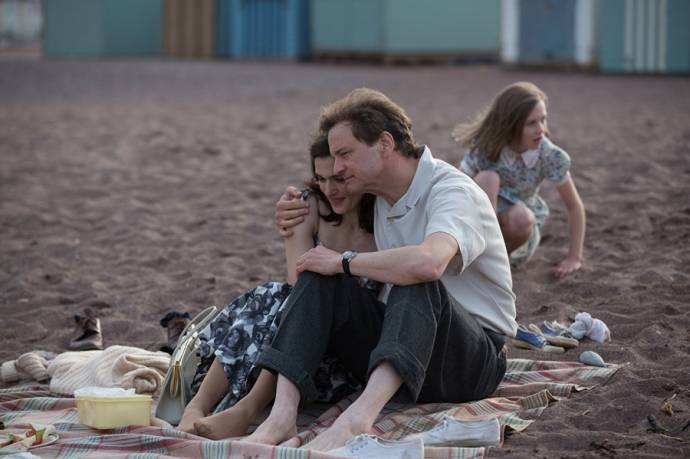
[{"left": 176, "top": 134, "right": 378, "bottom": 439}]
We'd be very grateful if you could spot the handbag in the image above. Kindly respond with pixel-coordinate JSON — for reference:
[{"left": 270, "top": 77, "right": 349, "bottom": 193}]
[{"left": 155, "top": 306, "right": 221, "bottom": 425}]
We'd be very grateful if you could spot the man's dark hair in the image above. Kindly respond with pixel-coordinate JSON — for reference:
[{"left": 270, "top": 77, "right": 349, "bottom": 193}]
[{"left": 319, "top": 88, "right": 420, "bottom": 158}]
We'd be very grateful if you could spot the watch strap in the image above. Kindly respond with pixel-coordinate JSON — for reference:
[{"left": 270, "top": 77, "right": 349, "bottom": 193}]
[{"left": 341, "top": 251, "right": 357, "bottom": 276}]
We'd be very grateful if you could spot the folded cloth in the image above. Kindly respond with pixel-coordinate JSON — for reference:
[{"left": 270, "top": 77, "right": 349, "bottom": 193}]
[
  {"left": 568, "top": 312, "right": 611, "bottom": 343},
  {"left": 16, "top": 353, "right": 50, "bottom": 382},
  {"left": 2, "top": 351, "right": 57, "bottom": 384},
  {"left": 47, "top": 345, "right": 170, "bottom": 396},
  {"left": 1, "top": 360, "right": 25, "bottom": 384}
]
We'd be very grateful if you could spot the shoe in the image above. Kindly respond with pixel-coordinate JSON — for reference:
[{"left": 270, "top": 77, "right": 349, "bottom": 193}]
[
  {"left": 512, "top": 326, "right": 565, "bottom": 353},
  {"left": 68, "top": 308, "right": 103, "bottom": 350},
  {"left": 406, "top": 415, "right": 501, "bottom": 447},
  {"left": 159, "top": 311, "right": 192, "bottom": 354},
  {"left": 528, "top": 322, "right": 579, "bottom": 349},
  {"left": 328, "top": 434, "right": 423, "bottom": 459}
]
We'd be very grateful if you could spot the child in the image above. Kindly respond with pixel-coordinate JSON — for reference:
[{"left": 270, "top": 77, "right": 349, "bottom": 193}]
[{"left": 454, "top": 81, "right": 585, "bottom": 278}]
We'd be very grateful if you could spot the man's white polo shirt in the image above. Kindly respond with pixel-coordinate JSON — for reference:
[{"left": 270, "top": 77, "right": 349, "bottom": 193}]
[{"left": 374, "top": 147, "right": 518, "bottom": 337}]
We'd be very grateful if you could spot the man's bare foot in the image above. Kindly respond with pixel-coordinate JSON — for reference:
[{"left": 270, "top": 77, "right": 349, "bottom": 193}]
[
  {"left": 244, "top": 411, "right": 297, "bottom": 445},
  {"left": 177, "top": 404, "right": 205, "bottom": 434},
  {"left": 302, "top": 414, "right": 372, "bottom": 451},
  {"left": 280, "top": 436, "right": 301, "bottom": 448},
  {"left": 194, "top": 404, "right": 254, "bottom": 440}
]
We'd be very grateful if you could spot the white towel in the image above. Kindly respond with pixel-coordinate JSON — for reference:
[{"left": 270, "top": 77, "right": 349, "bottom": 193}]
[
  {"left": 568, "top": 312, "right": 611, "bottom": 343},
  {"left": 47, "top": 345, "right": 170, "bottom": 396}
]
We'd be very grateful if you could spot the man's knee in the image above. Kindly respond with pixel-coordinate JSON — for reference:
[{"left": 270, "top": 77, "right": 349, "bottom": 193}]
[{"left": 388, "top": 281, "right": 448, "bottom": 318}]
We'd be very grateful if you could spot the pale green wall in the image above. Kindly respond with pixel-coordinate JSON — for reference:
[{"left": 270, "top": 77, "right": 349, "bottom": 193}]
[{"left": 311, "top": 0, "right": 499, "bottom": 55}]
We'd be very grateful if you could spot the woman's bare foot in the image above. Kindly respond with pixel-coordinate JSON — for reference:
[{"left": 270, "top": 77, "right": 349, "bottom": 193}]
[
  {"left": 194, "top": 404, "right": 254, "bottom": 440},
  {"left": 244, "top": 410, "right": 297, "bottom": 445},
  {"left": 303, "top": 412, "right": 372, "bottom": 451},
  {"left": 177, "top": 404, "right": 205, "bottom": 434}
]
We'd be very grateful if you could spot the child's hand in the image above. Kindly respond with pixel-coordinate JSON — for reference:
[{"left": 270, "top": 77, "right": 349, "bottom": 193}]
[{"left": 554, "top": 256, "right": 581, "bottom": 279}]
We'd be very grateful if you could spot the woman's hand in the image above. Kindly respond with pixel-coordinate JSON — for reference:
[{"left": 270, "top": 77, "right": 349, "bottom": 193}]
[
  {"left": 554, "top": 256, "right": 581, "bottom": 279},
  {"left": 275, "top": 186, "right": 310, "bottom": 237},
  {"left": 296, "top": 245, "right": 341, "bottom": 276}
]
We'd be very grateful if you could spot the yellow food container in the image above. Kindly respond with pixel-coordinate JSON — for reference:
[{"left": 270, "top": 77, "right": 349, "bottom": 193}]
[{"left": 76, "top": 394, "right": 152, "bottom": 429}]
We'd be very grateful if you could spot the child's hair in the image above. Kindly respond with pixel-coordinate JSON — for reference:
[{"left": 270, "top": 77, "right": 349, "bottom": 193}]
[
  {"left": 305, "top": 133, "right": 375, "bottom": 234},
  {"left": 453, "top": 81, "right": 549, "bottom": 162}
]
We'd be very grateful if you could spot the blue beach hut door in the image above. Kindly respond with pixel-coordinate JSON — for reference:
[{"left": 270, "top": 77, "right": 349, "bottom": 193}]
[{"left": 519, "top": 0, "right": 576, "bottom": 63}]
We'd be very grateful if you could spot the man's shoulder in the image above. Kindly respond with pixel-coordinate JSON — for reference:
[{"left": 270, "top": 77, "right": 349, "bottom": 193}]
[
  {"left": 414, "top": 148, "right": 484, "bottom": 206},
  {"left": 428, "top": 157, "right": 479, "bottom": 193}
]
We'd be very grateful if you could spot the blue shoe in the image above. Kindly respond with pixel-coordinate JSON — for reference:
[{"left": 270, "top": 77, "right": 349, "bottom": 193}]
[
  {"left": 529, "top": 322, "right": 579, "bottom": 349},
  {"left": 513, "top": 326, "right": 565, "bottom": 353}
]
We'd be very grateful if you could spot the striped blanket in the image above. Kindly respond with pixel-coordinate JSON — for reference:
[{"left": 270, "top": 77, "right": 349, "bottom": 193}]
[{"left": 0, "top": 359, "right": 618, "bottom": 459}]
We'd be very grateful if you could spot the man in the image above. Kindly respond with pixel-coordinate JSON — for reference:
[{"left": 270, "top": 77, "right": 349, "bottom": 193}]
[{"left": 247, "top": 88, "right": 517, "bottom": 451}]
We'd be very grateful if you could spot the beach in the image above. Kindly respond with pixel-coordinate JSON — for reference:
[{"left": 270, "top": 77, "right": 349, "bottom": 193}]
[{"left": 1, "top": 58, "right": 689, "bottom": 457}]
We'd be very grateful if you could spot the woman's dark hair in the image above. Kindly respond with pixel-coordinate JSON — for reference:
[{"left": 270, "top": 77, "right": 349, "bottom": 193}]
[{"left": 307, "top": 133, "right": 375, "bottom": 234}]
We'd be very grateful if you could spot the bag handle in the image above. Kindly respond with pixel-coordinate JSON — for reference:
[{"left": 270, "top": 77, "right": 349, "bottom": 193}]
[{"left": 166, "top": 306, "right": 220, "bottom": 397}]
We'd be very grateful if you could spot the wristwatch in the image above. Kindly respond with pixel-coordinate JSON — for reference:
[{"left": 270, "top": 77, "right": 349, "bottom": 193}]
[{"left": 341, "top": 250, "right": 358, "bottom": 276}]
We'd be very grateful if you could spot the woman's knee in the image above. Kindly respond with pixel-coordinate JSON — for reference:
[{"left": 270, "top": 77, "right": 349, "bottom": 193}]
[{"left": 502, "top": 205, "right": 535, "bottom": 239}]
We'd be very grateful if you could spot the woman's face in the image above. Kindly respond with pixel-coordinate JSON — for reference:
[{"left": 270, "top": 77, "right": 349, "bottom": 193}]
[
  {"left": 514, "top": 100, "right": 547, "bottom": 153},
  {"left": 313, "top": 156, "right": 361, "bottom": 215}
]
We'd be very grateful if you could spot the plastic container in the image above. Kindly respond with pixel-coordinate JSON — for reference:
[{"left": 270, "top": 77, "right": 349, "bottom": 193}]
[{"left": 76, "top": 394, "right": 152, "bottom": 429}]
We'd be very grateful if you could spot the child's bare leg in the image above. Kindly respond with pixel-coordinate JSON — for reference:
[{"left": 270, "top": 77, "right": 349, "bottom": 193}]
[
  {"left": 473, "top": 170, "right": 500, "bottom": 210},
  {"left": 194, "top": 369, "right": 277, "bottom": 440},
  {"left": 498, "top": 204, "right": 535, "bottom": 252},
  {"left": 177, "top": 358, "right": 228, "bottom": 434},
  {"left": 304, "top": 361, "right": 402, "bottom": 451},
  {"left": 244, "top": 373, "right": 299, "bottom": 445}
]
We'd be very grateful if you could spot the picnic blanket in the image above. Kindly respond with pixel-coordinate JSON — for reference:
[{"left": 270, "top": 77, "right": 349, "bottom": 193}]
[
  {"left": 47, "top": 346, "right": 170, "bottom": 396},
  {"left": 0, "top": 359, "right": 619, "bottom": 458}
]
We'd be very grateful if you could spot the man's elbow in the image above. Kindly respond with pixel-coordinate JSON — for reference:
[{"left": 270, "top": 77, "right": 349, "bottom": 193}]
[{"left": 409, "top": 252, "right": 445, "bottom": 283}]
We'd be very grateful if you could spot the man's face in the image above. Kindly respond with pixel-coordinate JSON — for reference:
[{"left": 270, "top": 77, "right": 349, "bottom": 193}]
[{"left": 328, "top": 122, "right": 382, "bottom": 194}]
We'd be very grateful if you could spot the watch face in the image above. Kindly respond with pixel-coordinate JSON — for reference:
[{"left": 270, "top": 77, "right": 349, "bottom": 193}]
[{"left": 343, "top": 251, "right": 356, "bottom": 261}]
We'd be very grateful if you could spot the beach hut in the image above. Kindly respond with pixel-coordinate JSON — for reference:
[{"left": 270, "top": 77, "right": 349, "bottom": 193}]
[
  {"left": 310, "top": 0, "right": 500, "bottom": 62},
  {"left": 215, "top": 0, "right": 310, "bottom": 59},
  {"left": 598, "top": 0, "right": 690, "bottom": 73},
  {"left": 0, "top": 0, "right": 42, "bottom": 50},
  {"left": 163, "top": 0, "right": 215, "bottom": 59},
  {"left": 500, "top": 0, "right": 597, "bottom": 67},
  {"left": 43, "top": 0, "right": 161, "bottom": 58},
  {"left": 216, "top": 0, "right": 231, "bottom": 58}
]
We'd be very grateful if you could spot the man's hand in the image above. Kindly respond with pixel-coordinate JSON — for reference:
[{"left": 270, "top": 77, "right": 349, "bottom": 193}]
[
  {"left": 554, "top": 256, "right": 581, "bottom": 279},
  {"left": 296, "top": 245, "right": 342, "bottom": 276},
  {"left": 275, "top": 186, "right": 310, "bottom": 237}
]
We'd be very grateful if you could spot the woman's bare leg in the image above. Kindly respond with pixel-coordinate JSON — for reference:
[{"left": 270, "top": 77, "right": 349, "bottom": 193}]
[
  {"left": 498, "top": 204, "right": 535, "bottom": 253},
  {"left": 194, "top": 369, "right": 277, "bottom": 440},
  {"left": 473, "top": 170, "right": 500, "bottom": 210},
  {"left": 177, "top": 358, "right": 228, "bottom": 434}
]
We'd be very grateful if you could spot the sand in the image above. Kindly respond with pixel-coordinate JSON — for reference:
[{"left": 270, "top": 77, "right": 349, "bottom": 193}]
[{"left": 1, "top": 58, "right": 689, "bottom": 458}]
